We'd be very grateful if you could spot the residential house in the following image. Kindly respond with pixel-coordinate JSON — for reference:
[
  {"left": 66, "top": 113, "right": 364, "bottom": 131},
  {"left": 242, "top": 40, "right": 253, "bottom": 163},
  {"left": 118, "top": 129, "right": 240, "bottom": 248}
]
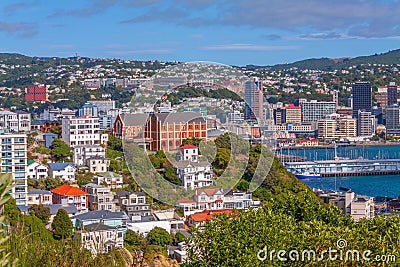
[
  {"left": 186, "top": 209, "right": 236, "bottom": 227},
  {"left": 76, "top": 223, "right": 124, "bottom": 255},
  {"left": 86, "top": 156, "right": 110, "bottom": 173},
  {"left": 316, "top": 189, "right": 375, "bottom": 221},
  {"left": 0, "top": 110, "right": 19, "bottom": 132},
  {"left": 175, "top": 145, "right": 213, "bottom": 190},
  {"left": 114, "top": 190, "right": 152, "bottom": 221},
  {"left": 83, "top": 183, "right": 117, "bottom": 212},
  {"left": 30, "top": 120, "right": 61, "bottom": 133},
  {"left": 26, "top": 189, "right": 52, "bottom": 205},
  {"left": 176, "top": 188, "right": 259, "bottom": 216},
  {"left": 72, "top": 210, "right": 128, "bottom": 231},
  {"left": 51, "top": 184, "right": 88, "bottom": 212},
  {"left": 16, "top": 110, "right": 31, "bottom": 132},
  {"left": 48, "top": 162, "right": 75, "bottom": 182},
  {"left": 93, "top": 172, "right": 123, "bottom": 189},
  {"left": 27, "top": 160, "right": 48, "bottom": 179},
  {"left": 73, "top": 145, "right": 106, "bottom": 166},
  {"left": 17, "top": 203, "right": 77, "bottom": 226},
  {"left": 126, "top": 220, "right": 170, "bottom": 237}
]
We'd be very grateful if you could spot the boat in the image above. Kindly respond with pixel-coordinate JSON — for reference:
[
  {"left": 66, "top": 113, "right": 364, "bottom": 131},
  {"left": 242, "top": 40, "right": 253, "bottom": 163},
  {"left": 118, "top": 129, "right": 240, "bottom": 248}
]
[{"left": 295, "top": 171, "right": 322, "bottom": 179}]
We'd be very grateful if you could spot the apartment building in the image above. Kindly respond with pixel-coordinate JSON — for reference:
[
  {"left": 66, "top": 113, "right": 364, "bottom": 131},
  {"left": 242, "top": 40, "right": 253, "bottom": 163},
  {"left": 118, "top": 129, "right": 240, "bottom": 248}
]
[
  {"left": 62, "top": 116, "right": 108, "bottom": 147},
  {"left": 0, "top": 133, "right": 28, "bottom": 205},
  {"left": 114, "top": 191, "right": 152, "bottom": 221},
  {"left": 73, "top": 145, "right": 106, "bottom": 166}
]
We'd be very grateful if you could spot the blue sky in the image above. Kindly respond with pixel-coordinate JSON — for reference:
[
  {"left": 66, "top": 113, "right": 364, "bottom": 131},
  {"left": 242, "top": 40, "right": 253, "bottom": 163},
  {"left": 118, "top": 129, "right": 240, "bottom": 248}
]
[{"left": 0, "top": 0, "right": 400, "bottom": 66}]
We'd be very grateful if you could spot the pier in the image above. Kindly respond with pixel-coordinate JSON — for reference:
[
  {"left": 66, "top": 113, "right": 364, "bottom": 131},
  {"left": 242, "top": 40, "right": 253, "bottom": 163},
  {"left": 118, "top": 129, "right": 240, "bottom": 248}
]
[{"left": 284, "top": 158, "right": 400, "bottom": 177}]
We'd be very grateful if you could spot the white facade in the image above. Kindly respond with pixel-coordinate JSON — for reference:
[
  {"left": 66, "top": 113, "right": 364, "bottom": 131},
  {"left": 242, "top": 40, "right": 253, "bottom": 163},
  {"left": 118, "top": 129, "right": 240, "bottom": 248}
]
[
  {"left": 0, "top": 110, "right": 19, "bottom": 132},
  {"left": 27, "top": 161, "right": 48, "bottom": 179},
  {"left": 0, "top": 133, "right": 28, "bottom": 205},
  {"left": 16, "top": 111, "right": 31, "bottom": 132},
  {"left": 26, "top": 190, "right": 52, "bottom": 205},
  {"left": 78, "top": 224, "right": 124, "bottom": 255},
  {"left": 73, "top": 145, "right": 106, "bottom": 166},
  {"left": 86, "top": 157, "right": 110, "bottom": 173},
  {"left": 48, "top": 163, "right": 76, "bottom": 182},
  {"left": 176, "top": 162, "right": 213, "bottom": 190},
  {"left": 62, "top": 116, "right": 108, "bottom": 147},
  {"left": 93, "top": 172, "right": 123, "bottom": 189},
  {"left": 177, "top": 188, "right": 258, "bottom": 216}
]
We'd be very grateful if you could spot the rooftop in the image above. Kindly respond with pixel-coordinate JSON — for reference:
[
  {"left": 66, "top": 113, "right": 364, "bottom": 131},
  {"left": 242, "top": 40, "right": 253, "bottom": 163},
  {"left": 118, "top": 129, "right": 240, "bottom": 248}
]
[
  {"left": 51, "top": 184, "right": 87, "bottom": 196},
  {"left": 48, "top": 162, "right": 74, "bottom": 171},
  {"left": 28, "top": 189, "right": 52, "bottom": 195},
  {"left": 72, "top": 210, "right": 128, "bottom": 221}
]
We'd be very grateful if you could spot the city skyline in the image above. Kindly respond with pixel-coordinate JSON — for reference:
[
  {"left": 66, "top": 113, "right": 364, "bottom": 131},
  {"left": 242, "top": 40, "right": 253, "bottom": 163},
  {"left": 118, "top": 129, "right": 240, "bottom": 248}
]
[{"left": 0, "top": 0, "right": 399, "bottom": 66}]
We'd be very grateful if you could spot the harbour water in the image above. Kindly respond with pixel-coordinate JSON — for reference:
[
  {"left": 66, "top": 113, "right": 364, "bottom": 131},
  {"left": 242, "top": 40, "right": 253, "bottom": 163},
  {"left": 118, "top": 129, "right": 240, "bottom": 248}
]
[{"left": 280, "top": 145, "right": 400, "bottom": 197}]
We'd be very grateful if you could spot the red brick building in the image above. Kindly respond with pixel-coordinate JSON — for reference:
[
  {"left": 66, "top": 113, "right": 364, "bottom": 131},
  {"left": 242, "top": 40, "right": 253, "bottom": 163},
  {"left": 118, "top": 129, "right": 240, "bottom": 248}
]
[
  {"left": 25, "top": 84, "right": 48, "bottom": 102},
  {"left": 113, "top": 112, "right": 207, "bottom": 151}
]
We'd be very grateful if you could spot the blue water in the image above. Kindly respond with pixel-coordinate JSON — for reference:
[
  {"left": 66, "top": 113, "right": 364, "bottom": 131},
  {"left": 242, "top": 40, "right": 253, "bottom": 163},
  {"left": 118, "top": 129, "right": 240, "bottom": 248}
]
[{"left": 279, "top": 145, "right": 400, "bottom": 198}]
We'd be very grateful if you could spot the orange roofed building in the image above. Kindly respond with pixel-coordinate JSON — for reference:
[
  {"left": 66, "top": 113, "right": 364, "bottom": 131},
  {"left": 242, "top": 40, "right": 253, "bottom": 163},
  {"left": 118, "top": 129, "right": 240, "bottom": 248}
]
[
  {"left": 187, "top": 209, "right": 237, "bottom": 227},
  {"left": 51, "top": 184, "right": 88, "bottom": 212}
]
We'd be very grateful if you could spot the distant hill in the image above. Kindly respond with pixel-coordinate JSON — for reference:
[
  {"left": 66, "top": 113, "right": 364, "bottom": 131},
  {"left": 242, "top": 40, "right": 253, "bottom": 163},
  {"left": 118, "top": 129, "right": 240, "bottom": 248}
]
[{"left": 247, "top": 49, "right": 400, "bottom": 71}]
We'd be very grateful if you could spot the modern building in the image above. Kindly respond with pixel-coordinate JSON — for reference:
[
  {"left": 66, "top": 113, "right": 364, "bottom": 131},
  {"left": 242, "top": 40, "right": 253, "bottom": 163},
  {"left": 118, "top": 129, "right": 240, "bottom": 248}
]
[
  {"left": 300, "top": 100, "right": 336, "bottom": 123},
  {"left": 83, "top": 183, "right": 117, "bottom": 212},
  {"left": 62, "top": 116, "right": 108, "bottom": 147},
  {"left": 51, "top": 184, "right": 88, "bottom": 212},
  {"left": 386, "top": 104, "right": 400, "bottom": 136},
  {"left": 78, "top": 103, "right": 98, "bottom": 118},
  {"left": 387, "top": 84, "right": 398, "bottom": 107},
  {"left": 285, "top": 104, "right": 302, "bottom": 124},
  {"left": 352, "top": 82, "right": 372, "bottom": 119},
  {"left": 25, "top": 84, "right": 47, "bottom": 102},
  {"left": 317, "top": 117, "right": 356, "bottom": 140},
  {"left": 87, "top": 100, "right": 116, "bottom": 114},
  {"left": 244, "top": 78, "right": 264, "bottom": 122},
  {"left": 0, "top": 133, "right": 28, "bottom": 205},
  {"left": 357, "top": 110, "right": 375, "bottom": 137}
]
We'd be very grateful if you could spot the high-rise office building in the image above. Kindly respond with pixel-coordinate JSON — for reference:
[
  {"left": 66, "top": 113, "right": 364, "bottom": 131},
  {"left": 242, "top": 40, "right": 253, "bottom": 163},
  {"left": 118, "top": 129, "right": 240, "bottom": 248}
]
[
  {"left": 0, "top": 133, "right": 28, "bottom": 205},
  {"left": 387, "top": 82, "right": 398, "bottom": 107},
  {"left": 301, "top": 100, "right": 336, "bottom": 123},
  {"left": 386, "top": 104, "right": 400, "bottom": 136},
  {"left": 352, "top": 82, "right": 372, "bottom": 119},
  {"left": 244, "top": 79, "right": 264, "bottom": 122},
  {"left": 357, "top": 110, "right": 374, "bottom": 136}
]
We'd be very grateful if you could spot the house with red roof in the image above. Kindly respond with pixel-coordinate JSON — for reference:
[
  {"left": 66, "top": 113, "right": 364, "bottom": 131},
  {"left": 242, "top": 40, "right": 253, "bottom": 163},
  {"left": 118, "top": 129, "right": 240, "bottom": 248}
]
[
  {"left": 186, "top": 209, "right": 237, "bottom": 227},
  {"left": 51, "top": 184, "right": 88, "bottom": 212}
]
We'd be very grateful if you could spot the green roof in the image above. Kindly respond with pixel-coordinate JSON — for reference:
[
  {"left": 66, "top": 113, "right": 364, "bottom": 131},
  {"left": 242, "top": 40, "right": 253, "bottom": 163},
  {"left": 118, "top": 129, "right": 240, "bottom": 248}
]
[{"left": 27, "top": 160, "right": 36, "bottom": 166}]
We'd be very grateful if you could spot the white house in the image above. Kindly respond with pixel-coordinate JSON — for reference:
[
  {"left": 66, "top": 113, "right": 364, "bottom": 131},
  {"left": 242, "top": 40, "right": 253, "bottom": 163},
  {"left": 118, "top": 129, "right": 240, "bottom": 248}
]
[
  {"left": 26, "top": 189, "right": 52, "bottom": 205},
  {"left": 27, "top": 160, "right": 49, "bottom": 180},
  {"left": 48, "top": 162, "right": 75, "bottom": 182},
  {"left": 126, "top": 220, "right": 171, "bottom": 237},
  {"left": 86, "top": 156, "right": 110, "bottom": 173},
  {"left": 175, "top": 145, "right": 214, "bottom": 190},
  {"left": 176, "top": 188, "right": 259, "bottom": 216},
  {"left": 77, "top": 223, "right": 124, "bottom": 255},
  {"left": 93, "top": 172, "right": 123, "bottom": 189},
  {"left": 73, "top": 144, "right": 106, "bottom": 166}
]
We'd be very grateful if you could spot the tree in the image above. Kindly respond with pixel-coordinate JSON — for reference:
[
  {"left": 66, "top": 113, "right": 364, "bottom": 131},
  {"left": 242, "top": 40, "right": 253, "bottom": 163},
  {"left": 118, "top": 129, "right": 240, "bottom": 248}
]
[
  {"left": 146, "top": 227, "right": 172, "bottom": 247},
  {"left": 164, "top": 167, "right": 181, "bottom": 185},
  {"left": 50, "top": 138, "right": 72, "bottom": 162},
  {"left": 124, "top": 230, "right": 146, "bottom": 250},
  {"left": 29, "top": 204, "right": 51, "bottom": 225},
  {"left": 51, "top": 209, "right": 73, "bottom": 240},
  {"left": 174, "top": 232, "right": 187, "bottom": 244},
  {"left": 49, "top": 125, "right": 61, "bottom": 135}
]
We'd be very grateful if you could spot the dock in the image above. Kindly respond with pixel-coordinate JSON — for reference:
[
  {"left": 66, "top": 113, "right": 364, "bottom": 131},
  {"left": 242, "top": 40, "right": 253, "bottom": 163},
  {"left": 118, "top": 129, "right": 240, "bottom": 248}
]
[{"left": 284, "top": 158, "right": 400, "bottom": 177}]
